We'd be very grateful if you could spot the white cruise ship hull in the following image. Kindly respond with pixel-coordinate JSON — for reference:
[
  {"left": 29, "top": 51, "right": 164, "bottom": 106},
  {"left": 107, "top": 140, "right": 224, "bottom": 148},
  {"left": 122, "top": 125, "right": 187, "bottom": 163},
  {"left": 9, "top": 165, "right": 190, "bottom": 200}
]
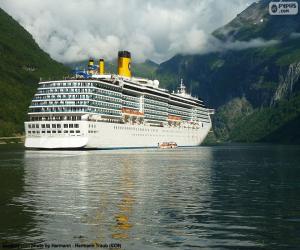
[{"left": 25, "top": 121, "right": 212, "bottom": 149}]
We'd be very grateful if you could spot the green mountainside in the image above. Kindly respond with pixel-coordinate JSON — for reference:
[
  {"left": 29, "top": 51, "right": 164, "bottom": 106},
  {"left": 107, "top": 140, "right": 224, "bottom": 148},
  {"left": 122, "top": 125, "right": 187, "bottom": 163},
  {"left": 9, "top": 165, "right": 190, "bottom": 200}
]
[
  {"left": 0, "top": 8, "right": 69, "bottom": 136},
  {"left": 156, "top": 0, "right": 300, "bottom": 144}
]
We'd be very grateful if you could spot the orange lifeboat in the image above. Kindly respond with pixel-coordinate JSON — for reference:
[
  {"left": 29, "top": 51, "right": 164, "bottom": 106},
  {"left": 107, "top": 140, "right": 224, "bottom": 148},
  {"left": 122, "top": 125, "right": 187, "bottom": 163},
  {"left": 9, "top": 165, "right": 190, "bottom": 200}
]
[
  {"left": 167, "top": 115, "right": 182, "bottom": 121},
  {"left": 158, "top": 142, "right": 178, "bottom": 149},
  {"left": 121, "top": 108, "right": 144, "bottom": 116}
]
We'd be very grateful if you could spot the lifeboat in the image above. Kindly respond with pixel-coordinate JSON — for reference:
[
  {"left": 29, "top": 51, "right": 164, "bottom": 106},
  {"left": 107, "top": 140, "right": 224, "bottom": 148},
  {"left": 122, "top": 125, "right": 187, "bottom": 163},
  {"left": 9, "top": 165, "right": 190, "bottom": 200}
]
[{"left": 158, "top": 142, "right": 178, "bottom": 149}]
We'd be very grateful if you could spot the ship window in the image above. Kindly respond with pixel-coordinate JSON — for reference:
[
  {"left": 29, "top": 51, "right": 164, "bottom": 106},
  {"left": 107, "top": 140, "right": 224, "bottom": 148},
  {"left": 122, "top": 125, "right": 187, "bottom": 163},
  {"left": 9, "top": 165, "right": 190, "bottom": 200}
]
[
  {"left": 69, "top": 124, "right": 73, "bottom": 128},
  {"left": 47, "top": 131, "right": 51, "bottom": 133},
  {"left": 64, "top": 130, "right": 68, "bottom": 133},
  {"left": 52, "top": 124, "right": 56, "bottom": 128},
  {"left": 46, "top": 124, "right": 50, "bottom": 128},
  {"left": 64, "top": 124, "right": 68, "bottom": 128},
  {"left": 52, "top": 131, "right": 56, "bottom": 133},
  {"left": 41, "top": 124, "right": 45, "bottom": 128},
  {"left": 28, "top": 124, "right": 32, "bottom": 128},
  {"left": 42, "top": 131, "right": 45, "bottom": 134},
  {"left": 70, "top": 130, "right": 74, "bottom": 133},
  {"left": 57, "top": 124, "right": 61, "bottom": 128},
  {"left": 76, "top": 130, "right": 80, "bottom": 133},
  {"left": 74, "top": 124, "right": 79, "bottom": 128}
]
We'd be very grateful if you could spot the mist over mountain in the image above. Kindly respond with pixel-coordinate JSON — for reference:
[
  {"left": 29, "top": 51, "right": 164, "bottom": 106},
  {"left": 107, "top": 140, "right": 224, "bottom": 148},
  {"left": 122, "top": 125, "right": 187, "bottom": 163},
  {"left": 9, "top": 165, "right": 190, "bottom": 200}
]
[
  {"left": 0, "top": 0, "right": 254, "bottom": 63},
  {"left": 156, "top": 0, "right": 300, "bottom": 143}
]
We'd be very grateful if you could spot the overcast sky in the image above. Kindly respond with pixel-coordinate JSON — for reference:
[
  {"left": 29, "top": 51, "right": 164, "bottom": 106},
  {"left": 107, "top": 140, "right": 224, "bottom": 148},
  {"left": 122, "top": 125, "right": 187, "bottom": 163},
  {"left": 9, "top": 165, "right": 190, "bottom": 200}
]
[{"left": 0, "top": 0, "right": 254, "bottom": 63}]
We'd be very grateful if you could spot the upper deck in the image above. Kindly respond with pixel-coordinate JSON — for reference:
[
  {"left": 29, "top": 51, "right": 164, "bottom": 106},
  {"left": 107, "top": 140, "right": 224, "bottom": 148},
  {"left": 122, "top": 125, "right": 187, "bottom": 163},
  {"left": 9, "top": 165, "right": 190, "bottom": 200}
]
[{"left": 27, "top": 50, "right": 212, "bottom": 127}]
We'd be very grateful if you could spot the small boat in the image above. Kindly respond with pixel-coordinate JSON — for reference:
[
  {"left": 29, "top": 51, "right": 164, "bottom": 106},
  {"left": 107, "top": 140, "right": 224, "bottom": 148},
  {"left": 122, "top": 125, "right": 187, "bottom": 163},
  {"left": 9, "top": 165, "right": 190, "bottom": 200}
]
[{"left": 158, "top": 142, "right": 178, "bottom": 149}]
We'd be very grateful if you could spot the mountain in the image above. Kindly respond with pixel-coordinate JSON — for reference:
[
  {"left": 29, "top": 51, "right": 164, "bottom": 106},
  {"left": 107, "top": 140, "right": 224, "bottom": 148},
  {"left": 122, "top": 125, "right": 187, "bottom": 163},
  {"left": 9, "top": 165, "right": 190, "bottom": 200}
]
[
  {"left": 213, "top": 0, "right": 300, "bottom": 41},
  {"left": 0, "top": 8, "right": 69, "bottom": 136},
  {"left": 156, "top": 0, "right": 300, "bottom": 144},
  {"left": 67, "top": 59, "right": 159, "bottom": 79}
]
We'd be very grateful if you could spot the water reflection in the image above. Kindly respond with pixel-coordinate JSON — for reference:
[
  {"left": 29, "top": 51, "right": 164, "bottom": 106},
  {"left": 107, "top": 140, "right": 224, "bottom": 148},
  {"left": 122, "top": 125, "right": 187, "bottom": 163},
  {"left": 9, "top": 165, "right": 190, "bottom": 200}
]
[
  {"left": 113, "top": 159, "right": 135, "bottom": 239},
  {"left": 0, "top": 146, "right": 41, "bottom": 244},
  {"left": 208, "top": 145, "right": 300, "bottom": 249},
  {"left": 20, "top": 149, "right": 214, "bottom": 248},
  {"left": 1, "top": 145, "right": 300, "bottom": 249}
]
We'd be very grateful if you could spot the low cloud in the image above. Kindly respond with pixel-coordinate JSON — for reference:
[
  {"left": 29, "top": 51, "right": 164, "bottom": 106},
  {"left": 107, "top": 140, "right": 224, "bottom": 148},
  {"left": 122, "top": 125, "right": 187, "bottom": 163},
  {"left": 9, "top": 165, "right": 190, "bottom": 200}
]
[
  {"left": 290, "top": 32, "right": 300, "bottom": 39},
  {"left": 222, "top": 38, "right": 279, "bottom": 50},
  {"left": 1, "top": 0, "right": 256, "bottom": 63},
  {"left": 174, "top": 35, "right": 280, "bottom": 56}
]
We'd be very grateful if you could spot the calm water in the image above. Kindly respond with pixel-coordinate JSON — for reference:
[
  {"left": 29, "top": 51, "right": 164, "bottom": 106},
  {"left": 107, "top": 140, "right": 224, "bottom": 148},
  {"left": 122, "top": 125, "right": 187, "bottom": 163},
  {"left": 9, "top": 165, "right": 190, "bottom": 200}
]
[{"left": 0, "top": 144, "right": 300, "bottom": 249}]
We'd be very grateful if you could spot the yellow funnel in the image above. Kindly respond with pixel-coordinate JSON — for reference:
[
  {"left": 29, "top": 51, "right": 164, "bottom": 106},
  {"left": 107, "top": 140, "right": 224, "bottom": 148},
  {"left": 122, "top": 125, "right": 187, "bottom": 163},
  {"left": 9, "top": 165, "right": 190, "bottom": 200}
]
[
  {"left": 118, "top": 51, "right": 131, "bottom": 78},
  {"left": 99, "top": 59, "right": 105, "bottom": 74},
  {"left": 88, "top": 58, "right": 94, "bottom": 75}
]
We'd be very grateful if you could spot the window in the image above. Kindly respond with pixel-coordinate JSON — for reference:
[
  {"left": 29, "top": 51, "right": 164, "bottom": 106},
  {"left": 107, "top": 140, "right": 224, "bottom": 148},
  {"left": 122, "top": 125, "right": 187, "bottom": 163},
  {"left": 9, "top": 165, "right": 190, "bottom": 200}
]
[
  {"left": 57, "top": 124, "right": 61, "bottom": 128},
  {"left": 46, "top": 124, "right": 50, "bottom": 128},
  {"left": 74, "top": 124, "right": 79, "bottom": 128},
  {"left": 69, "top": 124, "right": 73, "bottom": 128},
  {"left": 64, "top": 124, "right": 68, "bottom": 128},
  {"left": 52, "top": 124, "right": 56, "bottom": 128}
]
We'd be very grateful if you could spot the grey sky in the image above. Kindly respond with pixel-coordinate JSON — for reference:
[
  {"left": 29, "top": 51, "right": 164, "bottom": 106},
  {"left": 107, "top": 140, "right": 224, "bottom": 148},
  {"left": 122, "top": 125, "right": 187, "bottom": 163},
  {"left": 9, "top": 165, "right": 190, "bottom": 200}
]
[{"left": 0, "top": 0, "right": 254, "bottom": 63}]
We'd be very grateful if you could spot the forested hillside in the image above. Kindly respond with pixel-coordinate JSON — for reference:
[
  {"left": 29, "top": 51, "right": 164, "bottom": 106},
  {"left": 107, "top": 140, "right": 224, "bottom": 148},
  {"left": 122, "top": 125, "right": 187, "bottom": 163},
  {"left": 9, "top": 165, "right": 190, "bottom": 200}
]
[{"left": 0, "top": 8, "right": 69, "bottom": 136}]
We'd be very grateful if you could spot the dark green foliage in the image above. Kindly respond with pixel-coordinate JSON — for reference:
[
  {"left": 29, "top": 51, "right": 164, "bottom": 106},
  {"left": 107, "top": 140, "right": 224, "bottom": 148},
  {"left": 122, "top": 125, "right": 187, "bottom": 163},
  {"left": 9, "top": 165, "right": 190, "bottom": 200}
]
[
  {"left": 213, "top": 97, "right": 253, "bottom": 141},
  {"left": 229, "top": 94, "right": 300, "bottom": 144},
  {"left": 0, "top": 8, "right": 69, "bottom": 136}
]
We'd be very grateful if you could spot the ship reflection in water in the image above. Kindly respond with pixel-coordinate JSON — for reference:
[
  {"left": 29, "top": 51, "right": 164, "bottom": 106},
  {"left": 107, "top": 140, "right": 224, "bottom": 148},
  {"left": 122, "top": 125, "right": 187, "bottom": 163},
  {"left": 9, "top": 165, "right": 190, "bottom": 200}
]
[
  {"left": 1, "top": 145, "right": 300, "bottom": 249},
  {"left": 113, "top": 159, "right": 135, "bottom": 240},
  {"left": 19, "top": 148, "right": 213, "bottom": 249}
]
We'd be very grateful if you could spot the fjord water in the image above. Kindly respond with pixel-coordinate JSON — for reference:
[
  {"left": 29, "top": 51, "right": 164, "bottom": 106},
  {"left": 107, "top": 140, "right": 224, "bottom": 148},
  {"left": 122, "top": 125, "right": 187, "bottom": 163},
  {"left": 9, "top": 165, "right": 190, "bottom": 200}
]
[{"left": 0, "top": 144, "right": 300, "bottom": 249}]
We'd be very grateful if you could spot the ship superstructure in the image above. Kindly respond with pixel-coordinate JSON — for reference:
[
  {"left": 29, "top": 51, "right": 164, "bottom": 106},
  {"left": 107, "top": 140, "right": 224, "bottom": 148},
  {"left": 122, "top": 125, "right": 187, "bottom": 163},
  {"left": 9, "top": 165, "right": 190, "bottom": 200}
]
[{"left": 25, "top": 51, "right": 213, "bottom": 149}]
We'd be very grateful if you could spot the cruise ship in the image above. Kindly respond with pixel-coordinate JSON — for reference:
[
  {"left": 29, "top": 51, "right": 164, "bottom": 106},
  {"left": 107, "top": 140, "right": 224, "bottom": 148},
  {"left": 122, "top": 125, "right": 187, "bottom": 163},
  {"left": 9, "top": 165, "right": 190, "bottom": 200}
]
[{"left": 24, "top": 51, "right": 213, "bottom": 149}]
